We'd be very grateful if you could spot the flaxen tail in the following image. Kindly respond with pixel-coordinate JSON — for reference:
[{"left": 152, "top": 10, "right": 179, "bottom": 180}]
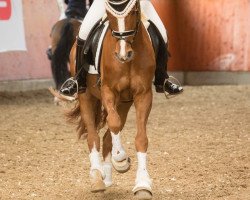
[{"left": 65, "top": 100, "right": 107, "bottom": 139}]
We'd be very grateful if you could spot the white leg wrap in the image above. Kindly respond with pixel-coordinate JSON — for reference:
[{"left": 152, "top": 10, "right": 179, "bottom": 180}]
[
  {"left": 89, "top": 145, "right": 105, "bottom": 178},
  {"left": 111, "top": 132, "right": 127, "bottom": 162},
  {"left": 103, "top": 153, "right": 112, "bottom": 187},
  {"left": 103, "top": 163, "right": 112, "bottom": 187},
  {"left": 133, "top": 152, "right": 152, "bottom": 192}
]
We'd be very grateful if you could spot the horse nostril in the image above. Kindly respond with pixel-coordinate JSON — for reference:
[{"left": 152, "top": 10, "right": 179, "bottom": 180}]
[
  {"left": 127, "top": 51, "right": 133, "bottom": 59},
  {"left": 115, "top": 51, "right": 133, "bottom": 63}
]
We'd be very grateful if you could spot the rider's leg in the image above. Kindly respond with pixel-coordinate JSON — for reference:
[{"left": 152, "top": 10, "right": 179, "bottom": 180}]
[
  {"left": 141, "top": 0, "right": 183, "bottom": 94},
  {"left": 57, "top": 0, "right": 66, "bottom": 20},
  {"left": 60, "top": 37, "right": 87, "bottom": 95},
  {"left": 140, "top": 0, "right": 168, "bottom": 43},
  {"left": 78, "top": 0, "right": 105, "bottom": 40},
  {"left": 60, "top": 0, "right": 105, "bottom": 96}
]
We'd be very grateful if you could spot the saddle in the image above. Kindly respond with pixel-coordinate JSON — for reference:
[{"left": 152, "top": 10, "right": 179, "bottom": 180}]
[
  {"left": 82, "top": 17, "right": 168, "bottom": 75},
  {"left": 82, "top": 18, "right": 109, "bottom": 74}
]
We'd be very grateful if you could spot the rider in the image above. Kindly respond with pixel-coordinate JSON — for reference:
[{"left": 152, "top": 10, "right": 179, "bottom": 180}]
[
  {"left": 60, "top": 0, "right": 183, "bottom": 96},
  {"left": 64, "top": 0, "right": 88, "bottom": 19},
  {"left": 46, "top": 0, "right": 89, "bottom": 60}
]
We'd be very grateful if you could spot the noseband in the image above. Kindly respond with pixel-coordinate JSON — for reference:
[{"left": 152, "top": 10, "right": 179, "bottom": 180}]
[{"left": 105, "top": 0, "right": 141, "bottom": 43}]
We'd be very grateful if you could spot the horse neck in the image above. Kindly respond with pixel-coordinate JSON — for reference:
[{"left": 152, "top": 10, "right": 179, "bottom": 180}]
[{"left": 133, "top": 22, "right": 152, "bottom": 51}]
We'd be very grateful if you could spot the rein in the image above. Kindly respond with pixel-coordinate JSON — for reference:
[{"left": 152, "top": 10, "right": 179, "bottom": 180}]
[{"left": 105, "top": 0, "right": 141, "bottom": 42}]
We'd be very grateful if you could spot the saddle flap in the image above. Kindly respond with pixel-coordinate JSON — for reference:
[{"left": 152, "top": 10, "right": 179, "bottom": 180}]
[{"left": 84, "top": 19, "right": 109, "bottom": 74}]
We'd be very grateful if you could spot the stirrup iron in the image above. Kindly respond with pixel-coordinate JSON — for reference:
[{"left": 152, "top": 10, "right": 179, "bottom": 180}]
[
  {"left": 164, "top": 76, "right": 182, "bottom": 99},
  {"left": 59, "top": 77, "right": 79, "bottom": 100}
]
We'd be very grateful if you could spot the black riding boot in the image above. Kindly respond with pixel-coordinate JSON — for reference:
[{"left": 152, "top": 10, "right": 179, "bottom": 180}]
[
  {"left": 154, "top": 43, "right": 183, "bottom": 95},
  {"left": 59, "top": 37, "right": 88, "bottom": 96},
  {"left": 155, "top": 71, "right": 184, "bottom": 94}
]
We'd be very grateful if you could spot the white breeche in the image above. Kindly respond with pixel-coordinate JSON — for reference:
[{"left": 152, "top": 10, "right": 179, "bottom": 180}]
[
  {"left": 56, "top": 0, "right": 66, "bottom": 20},
  {"left": 78, "top": 0, "right": 105, "bottom": 40},
  {"left": 78, "top": 0, "right": 167, "bottom": 43}
]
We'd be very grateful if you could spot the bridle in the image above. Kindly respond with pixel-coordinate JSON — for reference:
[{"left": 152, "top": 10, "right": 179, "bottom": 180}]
[
  {"left": 107, "top": 0, "right": 130, "bottom": 5},
  {"left": 106, "top": 0, "right": 141, "bottom": 44}
]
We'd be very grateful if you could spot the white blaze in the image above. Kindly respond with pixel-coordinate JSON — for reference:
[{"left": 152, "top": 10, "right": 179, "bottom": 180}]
[{"left": 118, "top": 18, "right": 126, "bottom": 58}]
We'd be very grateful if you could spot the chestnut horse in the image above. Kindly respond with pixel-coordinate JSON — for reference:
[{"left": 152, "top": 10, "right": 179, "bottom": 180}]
[{"left": 67, "top": 0, "right": 155, "bottom": 199}]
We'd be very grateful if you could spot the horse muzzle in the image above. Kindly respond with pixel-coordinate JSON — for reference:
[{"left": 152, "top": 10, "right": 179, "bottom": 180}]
[
  {"left": 115, "top": 50, "right": 134, "bottom": 63},
  {"left": 115, "top": 41, "right": 134, "bottom": 63}
]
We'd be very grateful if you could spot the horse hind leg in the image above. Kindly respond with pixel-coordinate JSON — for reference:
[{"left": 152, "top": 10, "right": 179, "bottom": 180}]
[
  {"left": 89, "top": 150, "right": 106, "bottom": 193},
  {"left": 78, "top": 92, "right": 106, "bottom": 193},
  {"left": 102, "top": 129, "right": 112, "bottom": 187}
]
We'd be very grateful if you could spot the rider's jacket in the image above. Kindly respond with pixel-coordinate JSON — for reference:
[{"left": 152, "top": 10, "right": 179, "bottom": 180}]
[{"left": 64, "top": 0, "right": 87, "bottom": 20}]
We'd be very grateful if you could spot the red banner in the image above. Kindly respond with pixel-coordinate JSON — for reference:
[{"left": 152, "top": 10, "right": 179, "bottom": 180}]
[
  {"left": 0, "top": 0, "right": 26, "bottom": 52},
  {"left": 0, "top": 0, "right": 11, "bottom": 20}
]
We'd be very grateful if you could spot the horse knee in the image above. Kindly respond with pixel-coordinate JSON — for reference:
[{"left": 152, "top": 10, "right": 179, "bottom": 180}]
[{"left": 107, "top": 110, "right": 121, "bottom": 133}]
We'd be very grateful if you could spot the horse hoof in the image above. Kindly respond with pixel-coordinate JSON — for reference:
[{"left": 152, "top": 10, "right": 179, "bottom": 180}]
[
  {"left": 90, "top": 170, "right": 106, "bottom": 193},
  {"left": 135, "top": 190, "right": 152, "bottom": 200},
  {"left": 111, "top": 157, "right": 131, "bottom": 173}
]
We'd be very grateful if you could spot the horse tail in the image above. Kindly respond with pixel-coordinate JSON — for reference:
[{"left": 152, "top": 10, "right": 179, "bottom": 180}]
[
  {"left": 51, "top": 19, "right": 75, "bottom": 90},
  {"left": 95, "top": 100, "right": 107, "bottom": 132},
  {"left": 65, "top": 100, "right": 107, "bottom": 139},
  {"left": 65, "top": 102, "right": 87, "bottom": 139}
]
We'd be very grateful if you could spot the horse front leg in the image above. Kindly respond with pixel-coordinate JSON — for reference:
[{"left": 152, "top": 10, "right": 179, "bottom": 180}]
[
  {"left": 78, "top": 93, "right": 106, "bottom": 193},
  {"left": 102, "top": 101, "right": 133, "bottom": 187},
  {"left": 133, "top": 90, "right": 153, "bottom": 199},
  {"left": 101, "top": 86, "right": 131, "bottom": 173}
]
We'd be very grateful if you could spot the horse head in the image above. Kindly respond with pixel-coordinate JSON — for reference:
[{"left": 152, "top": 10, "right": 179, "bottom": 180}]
[{"left": 105, "top": 0, "right": 140, "bottom": 62}]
